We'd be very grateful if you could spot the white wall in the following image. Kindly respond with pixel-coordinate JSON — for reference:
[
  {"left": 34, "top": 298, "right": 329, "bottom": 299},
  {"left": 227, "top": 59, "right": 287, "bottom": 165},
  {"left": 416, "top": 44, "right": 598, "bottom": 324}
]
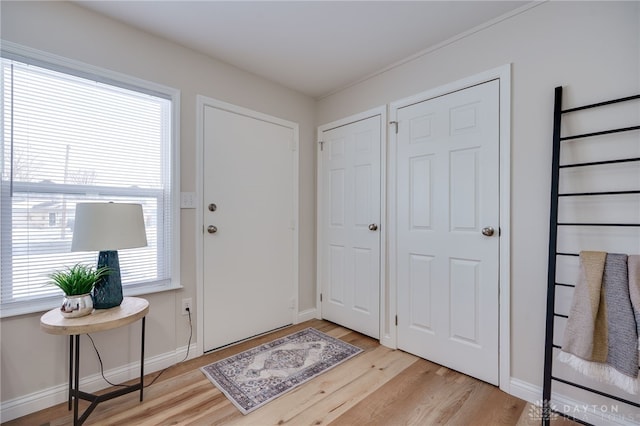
[
  {"left": 317, "top": 0, "right": 640, "bottom": 405},
  {"left": 1, "top": 0, "right": 639, "bottom": 421},
  {"left": 0, "top": 0, "right": 316, "bottom": 417}
]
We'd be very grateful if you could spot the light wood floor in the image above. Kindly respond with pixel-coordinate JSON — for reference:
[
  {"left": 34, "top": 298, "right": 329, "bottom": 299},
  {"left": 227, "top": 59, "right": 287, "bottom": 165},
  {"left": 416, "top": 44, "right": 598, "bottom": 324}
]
[{"left": 5, "top": 319, "right": 577, "bottom": 426}]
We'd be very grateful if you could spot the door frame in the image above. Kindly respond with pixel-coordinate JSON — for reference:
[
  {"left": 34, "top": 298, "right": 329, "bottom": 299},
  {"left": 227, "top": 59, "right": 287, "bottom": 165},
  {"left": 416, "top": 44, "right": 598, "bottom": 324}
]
[
  {"left": 195, "top": 95, "right": 300, "bottom": 356},
  {"left": 388, "top": 64, "right": 511, "bottom": 391},
  {"left": 316, "top": 106, "right": 387, "bottom": 343}
]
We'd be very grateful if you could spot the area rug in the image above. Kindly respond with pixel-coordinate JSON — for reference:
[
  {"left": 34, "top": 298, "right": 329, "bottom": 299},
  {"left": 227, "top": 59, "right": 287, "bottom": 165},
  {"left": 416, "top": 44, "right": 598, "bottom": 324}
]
[{"left": 200, "top": 327, "right": 363, "bottom": 414}]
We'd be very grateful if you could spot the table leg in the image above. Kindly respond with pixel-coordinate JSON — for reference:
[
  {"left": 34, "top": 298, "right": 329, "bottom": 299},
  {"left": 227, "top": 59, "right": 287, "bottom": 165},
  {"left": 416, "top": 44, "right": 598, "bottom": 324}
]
[
  {"left": 68, "top": 336, "right": 73, "bottom": 410},
  {"left": 140, "top": 316, "right": 145, "bottom": 402},
  {"left": 74, "top": 334, "right": 80, "bottom": 426}
]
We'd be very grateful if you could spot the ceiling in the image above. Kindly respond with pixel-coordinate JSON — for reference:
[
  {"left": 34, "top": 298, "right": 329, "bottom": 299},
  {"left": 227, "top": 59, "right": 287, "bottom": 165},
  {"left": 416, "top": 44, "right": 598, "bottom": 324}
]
[{"left": 76, "top": 1, "right": 532, "bottom": 98}]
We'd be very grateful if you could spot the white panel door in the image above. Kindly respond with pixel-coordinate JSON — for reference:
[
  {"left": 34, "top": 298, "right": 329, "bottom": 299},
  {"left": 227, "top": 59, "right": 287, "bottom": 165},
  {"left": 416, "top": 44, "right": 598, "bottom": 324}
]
[
  {"left": 203, "top": 104, "right": 296, "bottom": 351},
  {"left": 320, "top": 115, "right": 381, "bottom": 338},
  {"left": 396, "top": 80, "right": 500, "bottom": 385}
]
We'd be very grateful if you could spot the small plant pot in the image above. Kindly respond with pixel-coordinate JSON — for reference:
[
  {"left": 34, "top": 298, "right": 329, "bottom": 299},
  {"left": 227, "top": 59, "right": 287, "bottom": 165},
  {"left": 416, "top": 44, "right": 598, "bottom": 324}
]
[{"left": 60, "top": 293, "right": 94, "bottom": 318}]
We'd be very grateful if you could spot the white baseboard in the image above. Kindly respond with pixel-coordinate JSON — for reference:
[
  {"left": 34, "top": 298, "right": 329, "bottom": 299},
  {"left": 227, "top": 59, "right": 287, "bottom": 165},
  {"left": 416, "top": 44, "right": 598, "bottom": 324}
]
[
  {"left": 175, "top": 342, "right": 198, "bottom": 364},
  {"left": 0, "top": 343, "right": 197, "bottom": 423},
  {"left": 510, "top": 378, "right": 640, "bottom": 426},
  {"left": 296, "top": 307, "right": 318, "bottom": 323},
  {"left": 509, "top": 377, "right": 542, "bottom": 404}
]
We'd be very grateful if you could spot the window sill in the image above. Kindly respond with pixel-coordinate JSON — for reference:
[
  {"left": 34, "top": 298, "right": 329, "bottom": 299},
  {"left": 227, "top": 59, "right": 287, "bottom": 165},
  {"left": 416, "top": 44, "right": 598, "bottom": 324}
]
[{"left": 0, "top": 283, "right": 183, "bottom": 319}]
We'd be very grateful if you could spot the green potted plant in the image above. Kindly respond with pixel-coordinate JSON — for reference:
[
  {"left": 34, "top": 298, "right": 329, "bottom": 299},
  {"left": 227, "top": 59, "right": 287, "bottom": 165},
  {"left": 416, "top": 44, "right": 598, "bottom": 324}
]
[{"left": 49, "top": 264, "right": 111, "bottom": 318}]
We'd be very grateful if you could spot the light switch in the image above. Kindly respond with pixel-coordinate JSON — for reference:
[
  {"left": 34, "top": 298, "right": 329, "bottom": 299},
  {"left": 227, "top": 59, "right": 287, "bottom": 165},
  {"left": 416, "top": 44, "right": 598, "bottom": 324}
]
[{"left": 180, "top": 192, "right": 196, "bottom": 209}]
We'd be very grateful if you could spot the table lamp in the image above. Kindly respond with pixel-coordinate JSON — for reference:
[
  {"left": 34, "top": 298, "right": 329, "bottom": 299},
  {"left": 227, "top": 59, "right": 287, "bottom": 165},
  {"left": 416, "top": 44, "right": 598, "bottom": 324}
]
[{"left": 71, "top": 202, "right": 147, "bottom": 309}]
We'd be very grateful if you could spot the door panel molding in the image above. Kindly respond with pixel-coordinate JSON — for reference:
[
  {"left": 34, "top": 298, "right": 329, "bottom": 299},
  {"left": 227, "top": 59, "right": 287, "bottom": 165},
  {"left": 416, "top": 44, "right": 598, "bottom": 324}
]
[{"left": 389, "top": 64, "right": 511, "bottom": 391}]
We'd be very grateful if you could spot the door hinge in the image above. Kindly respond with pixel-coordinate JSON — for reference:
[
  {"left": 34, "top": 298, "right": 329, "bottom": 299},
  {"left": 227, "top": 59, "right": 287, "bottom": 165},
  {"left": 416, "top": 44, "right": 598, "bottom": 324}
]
[
  {"left": 395, "top": 315, "right": 398, "bottom": 326},
  {"left": 320, "top": 293, "right": 323, "bottom": 302},
  {"left": 389, "top": 121, "right": 398, "bottom": 134},
  {"left": 318, "top": 141, "right": 324, "bottom": 151}
]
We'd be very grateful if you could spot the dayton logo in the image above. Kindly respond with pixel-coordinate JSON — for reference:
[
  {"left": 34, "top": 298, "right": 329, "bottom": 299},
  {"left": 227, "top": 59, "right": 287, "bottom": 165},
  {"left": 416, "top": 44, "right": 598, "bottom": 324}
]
[{"left": 529, "top": 400, "right": 559, "bottom": 421}]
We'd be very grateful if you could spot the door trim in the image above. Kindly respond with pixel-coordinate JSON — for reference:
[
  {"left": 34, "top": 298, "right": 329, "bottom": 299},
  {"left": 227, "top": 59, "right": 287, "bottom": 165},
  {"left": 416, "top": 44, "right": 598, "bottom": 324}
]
[
  {"left": 195, "top": 95, "right": 299, "bottom": 356},
  {"left": 388, "top": 64, "right": 511, "bottom": 392},
  {"left": 316, "top": 106, "right": 388, "bottom": 343}
]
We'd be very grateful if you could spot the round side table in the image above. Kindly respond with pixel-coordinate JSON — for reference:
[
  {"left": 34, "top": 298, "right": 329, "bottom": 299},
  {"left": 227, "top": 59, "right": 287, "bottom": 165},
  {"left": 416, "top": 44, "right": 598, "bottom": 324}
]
[{"left": 41, "top": 297, "right": 149, "bottom": 425}]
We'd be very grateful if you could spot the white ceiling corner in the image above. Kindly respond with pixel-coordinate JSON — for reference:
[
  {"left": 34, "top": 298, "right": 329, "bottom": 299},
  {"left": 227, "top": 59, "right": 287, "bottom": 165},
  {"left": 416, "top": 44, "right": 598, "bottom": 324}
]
[{"left": 75, "top": 1, "right": 533, "bottom": 98}]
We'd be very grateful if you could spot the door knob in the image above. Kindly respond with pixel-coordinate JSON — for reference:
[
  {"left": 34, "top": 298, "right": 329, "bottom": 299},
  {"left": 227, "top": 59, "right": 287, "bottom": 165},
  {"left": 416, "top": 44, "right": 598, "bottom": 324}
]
[
  {"left": 208, "top": 203, "right": 217, "bottom": 212},
  {"left": 368, "top": 223, "right": 378, "bottom": 231},
  {"left": 481, "top": 226, "right": 495, "bottom": 237},
  {"left": 207, "top": 225, "right": 218, "bottom": 234}
]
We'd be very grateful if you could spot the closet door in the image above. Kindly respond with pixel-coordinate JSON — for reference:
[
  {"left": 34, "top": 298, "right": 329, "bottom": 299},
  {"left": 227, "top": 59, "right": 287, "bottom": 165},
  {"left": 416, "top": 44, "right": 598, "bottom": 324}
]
[
  {"left": 318, "top": 114, "right": 382, "bottom": 339},
  {"left": 395, "top": 80, "right": 500, "bottom": 384}
]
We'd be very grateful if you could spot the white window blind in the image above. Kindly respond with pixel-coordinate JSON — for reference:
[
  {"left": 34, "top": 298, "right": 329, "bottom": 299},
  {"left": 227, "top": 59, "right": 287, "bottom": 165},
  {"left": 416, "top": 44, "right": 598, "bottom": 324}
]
[{"left": 1, "top": 54, "right": 177, "bottom": 315}]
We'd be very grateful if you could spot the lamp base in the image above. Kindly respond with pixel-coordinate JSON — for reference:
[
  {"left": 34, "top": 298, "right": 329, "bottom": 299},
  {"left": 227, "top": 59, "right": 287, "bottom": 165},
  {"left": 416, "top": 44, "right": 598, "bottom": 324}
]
[{"left": 93, "top": 250, "right": 123, "bottom": 309}]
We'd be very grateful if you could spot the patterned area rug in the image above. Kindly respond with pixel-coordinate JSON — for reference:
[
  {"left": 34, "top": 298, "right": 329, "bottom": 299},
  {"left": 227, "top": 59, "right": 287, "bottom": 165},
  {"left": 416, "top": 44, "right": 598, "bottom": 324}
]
[{"left": 201, "top": 327, "right": 363, "bottom": 414}]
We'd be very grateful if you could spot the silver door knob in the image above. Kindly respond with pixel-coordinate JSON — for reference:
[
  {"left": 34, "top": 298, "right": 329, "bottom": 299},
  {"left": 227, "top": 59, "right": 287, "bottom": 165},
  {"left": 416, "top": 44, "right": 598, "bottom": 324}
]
[
  {"left": 207, "top": 225, "right": 218, "bottom": 234},
  {"left": 208, "top": 203, "right": 217, "bottom": 212},
  {"left": 368, "top": 223, "right": 378, "bottom": 231},
  {"left": 481, "top": 226, "right": 495, "bottom": 237}
]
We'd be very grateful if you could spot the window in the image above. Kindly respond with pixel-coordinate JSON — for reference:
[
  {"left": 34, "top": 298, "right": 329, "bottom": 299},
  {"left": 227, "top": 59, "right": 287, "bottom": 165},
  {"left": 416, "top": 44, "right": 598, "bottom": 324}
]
[{"left": 0, "top": 44, "right": 180, "bottom": 317}]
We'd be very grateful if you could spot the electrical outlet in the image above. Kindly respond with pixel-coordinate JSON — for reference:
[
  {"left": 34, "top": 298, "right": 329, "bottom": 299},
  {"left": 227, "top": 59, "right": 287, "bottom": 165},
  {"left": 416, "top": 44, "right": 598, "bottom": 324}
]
[{"left": 181, "top": 298, "right": 192, "bottom": 316}]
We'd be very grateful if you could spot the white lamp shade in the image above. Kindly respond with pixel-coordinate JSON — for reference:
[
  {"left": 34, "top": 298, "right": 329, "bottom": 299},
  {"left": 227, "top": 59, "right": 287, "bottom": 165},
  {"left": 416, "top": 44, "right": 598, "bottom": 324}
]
[{"left": 71, "top": 203, "right": 148, "bottom": 252}]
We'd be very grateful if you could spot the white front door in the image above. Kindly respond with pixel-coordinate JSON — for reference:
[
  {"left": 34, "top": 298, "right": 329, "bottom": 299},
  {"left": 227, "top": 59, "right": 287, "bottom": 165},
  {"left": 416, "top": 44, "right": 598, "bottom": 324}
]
[
  {"left": 318, "top": 115, "right": 382, "bottom": 339},
  {"left": 202, "top": 103, "right": 297, "bottom": 352},
  {"left": 395, "top": 80, "right": 500, "bottom": 384}
]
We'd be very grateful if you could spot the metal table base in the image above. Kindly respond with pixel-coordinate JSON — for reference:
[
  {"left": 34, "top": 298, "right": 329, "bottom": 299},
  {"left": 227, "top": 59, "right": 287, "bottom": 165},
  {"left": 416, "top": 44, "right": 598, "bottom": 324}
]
[{"left": 67, "top": 317, "right": 145, "bottom": 425}]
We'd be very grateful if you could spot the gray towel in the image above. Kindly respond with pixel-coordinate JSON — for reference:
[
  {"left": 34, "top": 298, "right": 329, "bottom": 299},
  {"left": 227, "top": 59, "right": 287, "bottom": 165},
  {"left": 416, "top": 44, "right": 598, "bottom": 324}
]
[
  {"left": 629, "top": 255, "right": 640, "bottom": 346},
  {"left": 603, "top": 253, "right": 638, "bottom": 378},
  {"left": 559, "top": 252, "right": 640, "bottom": 394}
]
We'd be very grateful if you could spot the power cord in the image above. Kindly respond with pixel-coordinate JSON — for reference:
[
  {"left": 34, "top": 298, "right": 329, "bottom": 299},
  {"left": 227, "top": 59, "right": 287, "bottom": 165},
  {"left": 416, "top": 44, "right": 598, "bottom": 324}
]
[
  {"left": 87, "top": 333, "right": 128, "bottom": 388},
  {"left": 145, "top": 307, "right": 193, "bottom": 387},
  {"left": 88, "top": 306, "right": 193, "bottom": 389}
]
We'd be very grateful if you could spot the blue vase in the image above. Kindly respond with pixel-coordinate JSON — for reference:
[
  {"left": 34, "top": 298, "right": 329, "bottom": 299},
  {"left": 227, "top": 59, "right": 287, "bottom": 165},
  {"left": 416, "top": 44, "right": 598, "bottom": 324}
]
[{"left": 93, "top": 250, "right": 123, "bottom": 309}]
